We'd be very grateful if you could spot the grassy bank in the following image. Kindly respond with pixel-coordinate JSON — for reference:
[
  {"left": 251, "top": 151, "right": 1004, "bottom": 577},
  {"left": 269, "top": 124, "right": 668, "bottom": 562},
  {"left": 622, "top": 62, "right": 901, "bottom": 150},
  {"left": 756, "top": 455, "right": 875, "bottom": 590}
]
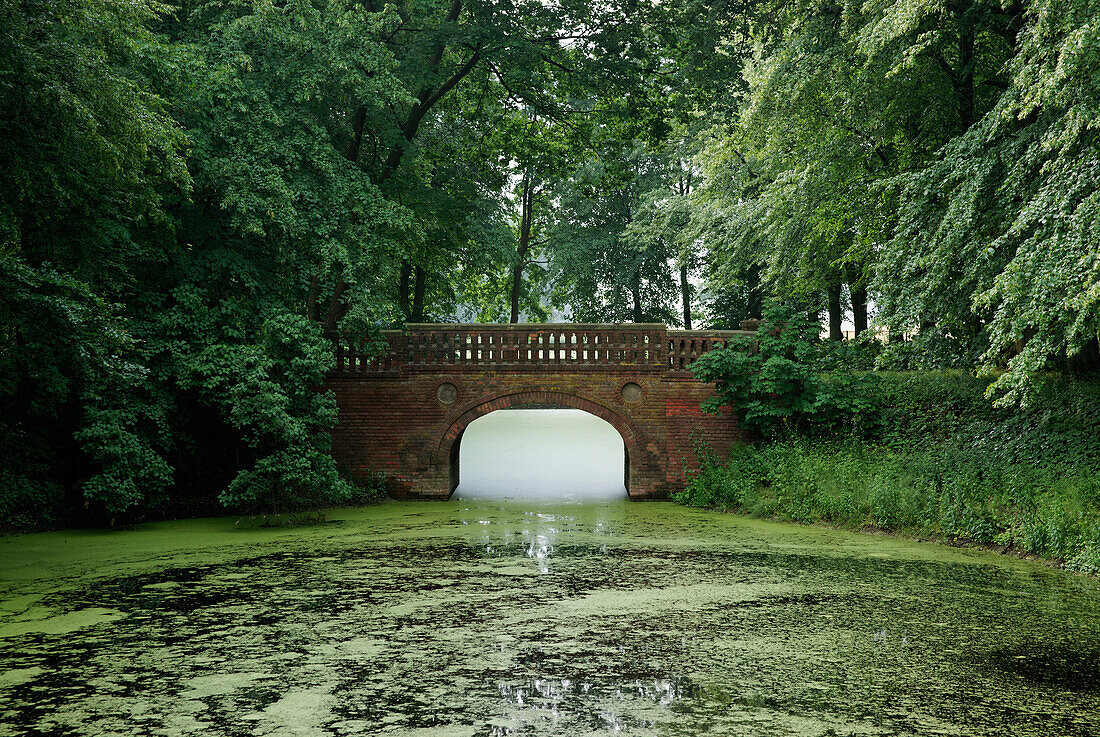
[{"left": 675, "top": 373, "right": 1100, "bottom": 574}]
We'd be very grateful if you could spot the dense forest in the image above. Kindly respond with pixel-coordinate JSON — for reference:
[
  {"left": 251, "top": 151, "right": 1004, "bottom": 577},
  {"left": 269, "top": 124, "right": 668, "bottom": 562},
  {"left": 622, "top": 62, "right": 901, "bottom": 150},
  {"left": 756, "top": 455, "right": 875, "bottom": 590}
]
[{"left": 1, "top": 0, "right": 1098, "bottom": 528}]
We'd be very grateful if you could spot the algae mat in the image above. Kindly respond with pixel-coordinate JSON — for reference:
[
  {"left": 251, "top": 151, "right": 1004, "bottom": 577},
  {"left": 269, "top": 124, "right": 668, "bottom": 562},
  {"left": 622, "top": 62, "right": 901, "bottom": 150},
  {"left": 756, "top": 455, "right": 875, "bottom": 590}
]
[{"left": 1, "top": 500, "right": 1099, "bottom": 736}]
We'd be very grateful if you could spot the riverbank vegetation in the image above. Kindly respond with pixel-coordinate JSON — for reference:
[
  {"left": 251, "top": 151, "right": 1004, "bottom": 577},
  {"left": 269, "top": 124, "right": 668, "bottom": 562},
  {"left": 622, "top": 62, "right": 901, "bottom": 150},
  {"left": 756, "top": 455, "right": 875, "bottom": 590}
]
[
  {"left": 2, "top": 0, "right": 1098, "bottom": 529},
  {"left": 680, "top": 313, "right": 1100, "bottom": 573}
]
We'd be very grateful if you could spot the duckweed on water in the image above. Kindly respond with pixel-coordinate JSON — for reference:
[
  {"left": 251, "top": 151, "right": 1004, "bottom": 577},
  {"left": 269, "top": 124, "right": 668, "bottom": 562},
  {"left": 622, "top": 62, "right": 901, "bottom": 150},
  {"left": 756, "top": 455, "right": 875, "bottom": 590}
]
[{"left": 1, "top": 500, "right": 1099, "bottom": 736}]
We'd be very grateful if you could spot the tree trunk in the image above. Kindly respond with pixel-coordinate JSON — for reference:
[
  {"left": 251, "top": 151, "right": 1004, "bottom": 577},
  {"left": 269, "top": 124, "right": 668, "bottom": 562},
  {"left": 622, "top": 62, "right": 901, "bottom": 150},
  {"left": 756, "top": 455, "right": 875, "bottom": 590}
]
[
  {"left": 411, "top": 266, "right": 426, "bottom": 322},
  {"left": 323, "top": 277, "right": 348, "bottom": 330},
  {"left": 631, "top": 281, "right": 643, "bottom": 323},
  {"left": 827, "top": 282, "right": 843, "bottom": 341},
  {"left": 957, "top": 25, "right": 976, "bottom": 130},
  {"left": 850, "top": 285, "right": 868, "bottom": 337},
  {"left": 747, "top": 264, "right": 764, "bottom": 319},
  {"left": 680, "top": 262, "right": 692, "bottom": 330},
  {"left": 510, "top": 176, "right": 534, "bottom": 323},
  {"left": 345, "top": 105, "right": 367, "bottom": 163},
  {"left": 398, "top": 261, "right": 412, "bottom": 319},
  {"left": 509, "top": 263, "right": 524, "bottom": 324}
]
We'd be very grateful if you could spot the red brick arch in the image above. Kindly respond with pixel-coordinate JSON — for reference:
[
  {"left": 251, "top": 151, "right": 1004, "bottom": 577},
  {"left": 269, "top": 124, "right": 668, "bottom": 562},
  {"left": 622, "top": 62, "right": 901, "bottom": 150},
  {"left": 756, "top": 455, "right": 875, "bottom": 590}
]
[
  {"left": 436, "top": 391, "right": 642, "bottom": 496},
  {"left": 324, "top": 323, "right": 749, "bottom": 500}
]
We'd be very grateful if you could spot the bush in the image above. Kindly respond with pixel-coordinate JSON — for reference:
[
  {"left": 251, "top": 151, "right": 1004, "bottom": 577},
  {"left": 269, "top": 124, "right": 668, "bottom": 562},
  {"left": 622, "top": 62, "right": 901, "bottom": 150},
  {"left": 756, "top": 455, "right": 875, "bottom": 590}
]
[
  {"left": 675, "top": 372, "right": 1100, "bottom": 571},
  {"left": 183, "top": 312, "right": 355, "bottom": 515},
  {"left": 692, "top": 303, "right": 880, "bottom": 437}
]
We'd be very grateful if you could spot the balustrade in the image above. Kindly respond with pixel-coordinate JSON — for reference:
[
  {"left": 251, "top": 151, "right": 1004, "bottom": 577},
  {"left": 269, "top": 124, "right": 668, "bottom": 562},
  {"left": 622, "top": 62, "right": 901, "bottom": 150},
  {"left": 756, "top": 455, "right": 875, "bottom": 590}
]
[{"left": 327, "top": 324, "right": 747, "bottom": 375}]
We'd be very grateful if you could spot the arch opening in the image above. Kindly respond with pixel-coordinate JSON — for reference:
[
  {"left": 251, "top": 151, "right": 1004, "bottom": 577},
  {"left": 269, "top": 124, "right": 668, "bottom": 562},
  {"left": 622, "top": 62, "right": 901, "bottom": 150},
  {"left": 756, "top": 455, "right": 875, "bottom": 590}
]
[{"left": 451, "top": 408, "right": 629, "bottom": 500}]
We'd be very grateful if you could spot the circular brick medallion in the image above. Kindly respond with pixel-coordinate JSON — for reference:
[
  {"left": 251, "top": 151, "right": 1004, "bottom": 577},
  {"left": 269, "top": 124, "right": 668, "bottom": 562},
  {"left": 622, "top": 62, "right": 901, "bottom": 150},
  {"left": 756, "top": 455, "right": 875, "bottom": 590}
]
[
  {"left": 621, "top": 382, "right": 643, "bottom": 403},
  {"left": 437, "top": 382, "right": 458, "bottom": 404}
]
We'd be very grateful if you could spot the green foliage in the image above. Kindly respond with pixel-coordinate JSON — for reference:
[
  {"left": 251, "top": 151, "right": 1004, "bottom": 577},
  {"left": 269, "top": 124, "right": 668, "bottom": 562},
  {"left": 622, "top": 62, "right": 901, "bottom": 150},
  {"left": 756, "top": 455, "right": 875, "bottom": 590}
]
[
  {"left": 676, "top": 372, "right": 1100, "bottom": 571},
  {"left": 549, "top": 141, "right": 681, "bottom": 324},
  {"left": 688, "top": 0, "right": 1100, "bottom": 396},
  {"left": 180, "top": 313, "right": 352, "bottom": 513},
  {"left": 0, "top": 0, "right": 189, "bottom": 274},
  {"left": 0, "top": 256, "right": 172, "bottom": 524},
  {"left": 691, "top": 304, "right": 879, "bottom": 436}
]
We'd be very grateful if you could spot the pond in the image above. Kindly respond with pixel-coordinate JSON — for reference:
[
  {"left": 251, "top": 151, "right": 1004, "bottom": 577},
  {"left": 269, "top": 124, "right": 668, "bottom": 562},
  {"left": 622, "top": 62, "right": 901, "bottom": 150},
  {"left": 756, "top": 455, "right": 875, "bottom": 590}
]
[{"left": 1, "top": 499, "right": 1099, "bottom": 736}]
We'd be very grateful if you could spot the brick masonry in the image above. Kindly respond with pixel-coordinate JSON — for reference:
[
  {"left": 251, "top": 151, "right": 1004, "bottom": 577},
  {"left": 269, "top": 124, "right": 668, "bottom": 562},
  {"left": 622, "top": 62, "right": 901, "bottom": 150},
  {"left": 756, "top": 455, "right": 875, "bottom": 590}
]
[{"left": 325, "top": 324, "right": 749, "bottom": 500}]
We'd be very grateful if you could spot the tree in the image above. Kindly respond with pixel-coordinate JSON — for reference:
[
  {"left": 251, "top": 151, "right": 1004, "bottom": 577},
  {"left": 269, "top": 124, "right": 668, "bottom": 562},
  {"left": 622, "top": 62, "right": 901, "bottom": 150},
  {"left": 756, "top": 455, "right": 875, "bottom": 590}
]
[
  {"left": 550, "top": 140, "right": 680, "bottom": 324},
  {"left": 877, "top": 0, "right": 1100, "bottom": 401},
  {"left": 0, "top": 0, "right": 187, "bottom": 523}
]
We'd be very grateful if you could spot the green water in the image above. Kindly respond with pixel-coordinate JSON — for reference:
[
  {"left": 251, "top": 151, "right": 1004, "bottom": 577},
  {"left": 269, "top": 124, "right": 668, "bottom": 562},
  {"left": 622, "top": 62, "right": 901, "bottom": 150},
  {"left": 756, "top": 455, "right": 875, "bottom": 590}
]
[{"left": 1, "top": 500, "right": 1099, "bottom": 736}]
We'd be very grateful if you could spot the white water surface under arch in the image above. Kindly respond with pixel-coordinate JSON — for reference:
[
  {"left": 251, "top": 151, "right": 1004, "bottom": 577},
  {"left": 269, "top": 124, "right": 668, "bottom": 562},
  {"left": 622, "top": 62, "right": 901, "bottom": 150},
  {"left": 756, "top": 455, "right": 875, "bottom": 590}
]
[{"left": 452, "top": 408, "right": 628, "bottom": 500}]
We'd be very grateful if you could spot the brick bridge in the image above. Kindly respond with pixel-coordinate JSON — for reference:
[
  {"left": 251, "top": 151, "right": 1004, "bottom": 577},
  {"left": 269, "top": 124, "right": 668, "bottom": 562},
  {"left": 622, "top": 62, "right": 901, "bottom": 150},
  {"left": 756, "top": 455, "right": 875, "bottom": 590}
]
[{"left": 325, "top": 323, "right": 751, "bottom": 500}]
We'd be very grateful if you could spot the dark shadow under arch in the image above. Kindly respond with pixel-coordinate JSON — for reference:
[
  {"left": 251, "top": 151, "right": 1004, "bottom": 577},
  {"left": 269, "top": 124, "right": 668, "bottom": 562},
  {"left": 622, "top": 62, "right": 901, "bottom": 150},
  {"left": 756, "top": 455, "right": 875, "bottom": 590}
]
[{"left": 437, "top": 391, "right": 642, "bottom": 498}]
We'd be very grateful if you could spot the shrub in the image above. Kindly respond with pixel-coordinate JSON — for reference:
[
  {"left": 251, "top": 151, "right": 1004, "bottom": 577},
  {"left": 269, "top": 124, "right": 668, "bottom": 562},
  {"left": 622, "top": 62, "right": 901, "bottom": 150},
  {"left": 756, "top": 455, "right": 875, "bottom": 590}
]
[{"left": 692, "top": 303, "right": 880, "bottom": 437}]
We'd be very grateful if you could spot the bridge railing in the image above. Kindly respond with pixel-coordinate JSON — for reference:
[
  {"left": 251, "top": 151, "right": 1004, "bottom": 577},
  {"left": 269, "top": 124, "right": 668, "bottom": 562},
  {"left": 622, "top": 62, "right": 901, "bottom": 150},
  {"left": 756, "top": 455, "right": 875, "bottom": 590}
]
[
  {"left": 666, "top": 330, "right": 749, "bottom": 371},
  {"left": 327, "top": 324, "right": 750, "bottom": 375},
  {"left": 403, "top": 323, "right": 669, "bottom": 367}
]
